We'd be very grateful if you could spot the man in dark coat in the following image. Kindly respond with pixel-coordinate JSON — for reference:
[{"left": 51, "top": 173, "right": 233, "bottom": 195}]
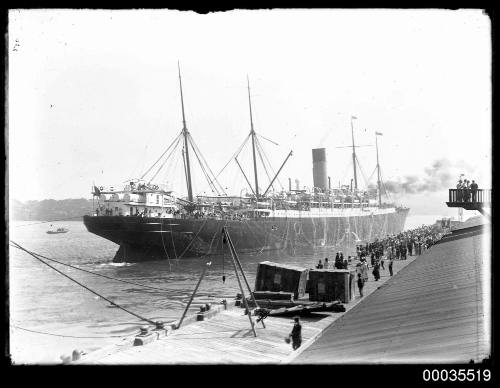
[
  {"left": 372, "top": 262, "right": 380, "bottom": 281},
  {"left": 289, "top": 316, "right": 302, "bottom": 350},
  {"left": 357, "top": 273, "right": 365, "bottom": 297},
  {"left": 470, "top": 180, "right": 478, "bottom": 202}
]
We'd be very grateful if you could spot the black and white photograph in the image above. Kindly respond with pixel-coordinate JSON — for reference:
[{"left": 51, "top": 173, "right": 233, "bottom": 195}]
[{"left": 7, "top": 8, "right": 492, "bottom": 369}]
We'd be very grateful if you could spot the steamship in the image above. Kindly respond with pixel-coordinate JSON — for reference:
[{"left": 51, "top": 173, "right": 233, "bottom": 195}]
[{"left": 83, "top": 68, "right": 409, "bottom": 262}]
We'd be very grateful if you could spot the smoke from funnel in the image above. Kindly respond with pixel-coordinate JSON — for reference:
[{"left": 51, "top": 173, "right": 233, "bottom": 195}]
[{"left": 382, "top": 158, "right": 482, "bottom": 194}]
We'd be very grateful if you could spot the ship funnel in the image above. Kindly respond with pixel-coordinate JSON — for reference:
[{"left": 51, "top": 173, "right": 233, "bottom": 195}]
[
  {"left": 295, "top": 179, "right": 300, "bottom": 190},
  {"left": 312, "top": 148, "right": 328, "bottom": 192}
]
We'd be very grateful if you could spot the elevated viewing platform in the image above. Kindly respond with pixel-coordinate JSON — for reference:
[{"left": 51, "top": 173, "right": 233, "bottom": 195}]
[{"left": 447, "top": 189, "right": 491, "bottom": 218}]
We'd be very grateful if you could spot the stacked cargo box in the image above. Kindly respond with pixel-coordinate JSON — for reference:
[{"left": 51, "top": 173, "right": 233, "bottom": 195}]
[
  {"left": 254, "top": 261, "right": 309, "bottom": 300},
  {"left": 308, "top": 269, "right": 356, "bottom": 303}
]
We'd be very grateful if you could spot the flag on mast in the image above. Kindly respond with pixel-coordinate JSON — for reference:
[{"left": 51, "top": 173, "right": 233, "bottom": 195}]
[
  {"left": 375, "top": 131, "right": 383, "bottom": 136},
  {"left": 352, "top": 115, "right": 357, "bottom": 120}
]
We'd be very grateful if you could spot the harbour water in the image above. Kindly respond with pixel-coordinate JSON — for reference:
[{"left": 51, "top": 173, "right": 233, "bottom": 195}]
[{"left": 9, "top": 214, "right": 441, "bottom": 363}]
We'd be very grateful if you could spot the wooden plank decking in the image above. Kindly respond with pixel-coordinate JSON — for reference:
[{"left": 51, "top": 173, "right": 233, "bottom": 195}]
[{"left": 77, "top": 255, "right": 419, "bottom": 364}]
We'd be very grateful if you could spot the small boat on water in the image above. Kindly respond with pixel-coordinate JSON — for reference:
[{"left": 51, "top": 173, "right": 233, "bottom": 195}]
[{"left": 46, "top": 227, "right": 69, "bottom": 234}]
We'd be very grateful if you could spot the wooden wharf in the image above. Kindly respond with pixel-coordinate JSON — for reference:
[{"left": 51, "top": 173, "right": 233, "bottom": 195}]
[{"left": 77, "top": 255, "right": 419, "bottom": 364}]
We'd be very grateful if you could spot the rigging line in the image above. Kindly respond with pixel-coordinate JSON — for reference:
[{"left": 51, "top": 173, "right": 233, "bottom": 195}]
[
  {"left": 148, "top": 136, "right": 183, "bottom": 183},
  {"left": 12, "top": 215, "right": 87, "bottom": 228},
  {"left": 185, "top": 135, "right": 212, "bottom": 188},
  {"left": 241, "top": 219, "right": 266, "bottom": 252},
  {"left": 255, "top": 135, "right": 274, "bottom": 182},
  {"left": 163, "top": 146, "right": 183, "bottom": 187},
  {"left": 9, "top": 241, "right": 156, "bottom": 325},
  {"left": 148, "top": 136, "right": 183, "bottom": 184},
  {"left": 257, "top": 138, "right": 283, "bottom": 190},
  {"left": 379, "top": 171, "right": 393, "bottom": 202},
  {"left": 188, "top": 142, "right": 217, "bottom": 195},
  {"left": 188, "top": 134, "right": 227, "bottom": 195},
  {"left": 9, "top": 241, "right": 176, "bottom": 294},
  {"left": 187, "top": 135, "right": 222, "bottom": 196},
  {"left": 254, "top": 139, "right": 273, "bottom": 189},
  {"left": 355, "top": 154, "right": 370, "bottom": 189},
  {"left": 169, "top": 221, "right": 179, "bottom": 262},
  {"left": 197, "top": 228, "right": 220, "bottom": 260},
  {"left": 160, "top": 220, "right": 173, "bottom": 271},
  {"left": 221, "top": 227, "right": 225, "bottom": 277},
  {"left": 255, "top": 135, "right": 283, "bottom": 189},
  {"left": 339, "top": 158, "right": 353, "bottom": 185},
  {"left": 11, "top": 325, "right": 144, "bottom": 339},
  {"left": 212, "top": 133, "right": 251, "bottom": 182},
  {"left": 367, "top": 165, "right": 378, "bottom": 185},
  {"left": 140, "top": 132, "right": 183, "bottom": 180},
  {"left": 176, "top": 218, "right": 209, "bottom": 260},
  {"left": 256, "top": 133, "right": 279, "bottom": 146},
  {"left": 193, "top": 135, "right": 227, "bottom": 196}
]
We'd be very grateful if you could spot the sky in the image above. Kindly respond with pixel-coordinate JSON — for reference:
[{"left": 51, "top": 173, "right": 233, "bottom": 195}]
[{"left": 8, "top": 9, "right": 491, "bottom": 217}]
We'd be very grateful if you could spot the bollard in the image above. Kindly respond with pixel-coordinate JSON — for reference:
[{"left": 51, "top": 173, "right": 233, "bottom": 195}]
[
  {"left": 153, "top": 320, "right": 168, "bottom": 338},
  {"left": 140, "top": 325, "right": 149, "bottom": 336}
]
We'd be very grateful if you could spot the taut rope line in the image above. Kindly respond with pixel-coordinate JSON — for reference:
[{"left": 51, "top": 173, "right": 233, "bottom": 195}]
[{"left": 10, "top": 240, "right": 157, "bottom": 325}]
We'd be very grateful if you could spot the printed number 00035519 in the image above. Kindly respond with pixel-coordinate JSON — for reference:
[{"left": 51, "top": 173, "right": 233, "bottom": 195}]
[{"left": 423, "top": 369, "right": 491, "bottom": 382}]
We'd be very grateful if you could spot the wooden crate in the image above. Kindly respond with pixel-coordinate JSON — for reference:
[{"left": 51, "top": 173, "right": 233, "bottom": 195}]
[
  {"left": 308, "top": 269, "right": 356, "bottom": 303},
  {"left": 254, "top": 261, "right": 308, "bottom": 299}
]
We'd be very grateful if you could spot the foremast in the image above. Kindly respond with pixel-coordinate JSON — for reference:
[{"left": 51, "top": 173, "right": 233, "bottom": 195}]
[
  {"left": 178, "top": 62, "right": 194, "bottom": 202},
  {"left": 247, "top": 76, "right": 259, "bottom": 200}
]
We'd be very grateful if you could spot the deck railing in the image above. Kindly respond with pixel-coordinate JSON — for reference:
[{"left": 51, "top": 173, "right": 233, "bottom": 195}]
[{"left": 448, "top": 188, "right": 491, "bottom": 204}]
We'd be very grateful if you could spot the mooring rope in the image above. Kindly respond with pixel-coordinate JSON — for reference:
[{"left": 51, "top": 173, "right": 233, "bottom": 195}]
[
  {"left": 10, "top": 241, "right": 175, "bottom": 294},
  {"left": 11, "top": 324, "right": 140, "bottom": 339},
  {"left": 10, "top": 240, "right": 156, "bottom": 325},
  {"left": 159, "top": 220, "right": 173, "bottom": 271},
  {"left": 176, "top": 218, "right": 209, "bottom": 260}
]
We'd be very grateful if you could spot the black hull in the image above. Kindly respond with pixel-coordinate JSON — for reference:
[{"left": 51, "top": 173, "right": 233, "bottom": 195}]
[{"left": 83, "top": 209, "right": 409, "bottom": 262}]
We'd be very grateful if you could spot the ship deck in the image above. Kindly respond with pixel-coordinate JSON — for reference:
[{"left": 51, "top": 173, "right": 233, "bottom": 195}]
[{"left": 76, "top": 255, "right": 418, "bottom": 364}]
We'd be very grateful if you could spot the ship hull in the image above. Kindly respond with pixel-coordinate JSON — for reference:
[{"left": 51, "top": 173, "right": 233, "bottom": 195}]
[{"left": 83, "top": 208, "right": 409, "bottom": 262}]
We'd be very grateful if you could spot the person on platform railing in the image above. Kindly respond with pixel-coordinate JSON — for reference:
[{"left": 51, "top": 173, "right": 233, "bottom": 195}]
[
  {"left": 463, "top": 180, "right": 471, "bottom": 202},
  {"left": 470, "top": 180, "right": 478, "bottom": 202},
  {"left": 457, "top": 179, "right": 463, "bottom": 202}
]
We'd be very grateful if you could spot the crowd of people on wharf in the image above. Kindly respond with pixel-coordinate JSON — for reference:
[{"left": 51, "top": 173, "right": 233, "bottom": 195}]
[
  {"left": 286, "top": 224, "right": 444, "bottom": 350},
  {"left": 355, "top": 224, "right": 444, "bottom": 293},
  {"left": 456, "top": 178, "right": 479, "bottom": 202},
  {"left": 314, "top": 223, "right": 445, "bottom": 297}
]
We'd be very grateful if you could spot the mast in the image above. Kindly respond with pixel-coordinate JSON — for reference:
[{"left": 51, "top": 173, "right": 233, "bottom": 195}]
[
  {"left": 375, "top": 131, "right": 384, "bottom": 206},
  {"left": 247, "top": 76, "right": 259, "bottom": 199},
  {"left": 350, "top": 116, "right": 358, "bottom": 191},
  {"left": 178, "top": 62, "right": 193, "bottom": 202},
  {"left": 375, "top": 132, "right": 382, "bottom": 206}
]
